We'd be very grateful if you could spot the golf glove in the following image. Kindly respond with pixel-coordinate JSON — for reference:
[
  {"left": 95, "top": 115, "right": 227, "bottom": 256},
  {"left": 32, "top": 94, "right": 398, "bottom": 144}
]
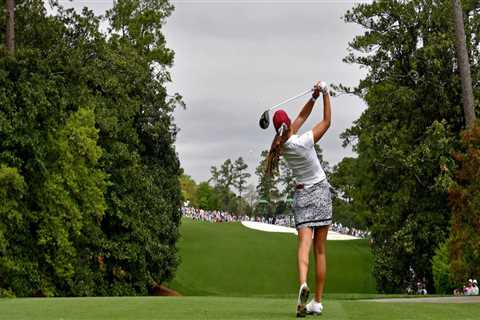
[{"left": 319, "top": 81, "right": 328, "bottom": 95}]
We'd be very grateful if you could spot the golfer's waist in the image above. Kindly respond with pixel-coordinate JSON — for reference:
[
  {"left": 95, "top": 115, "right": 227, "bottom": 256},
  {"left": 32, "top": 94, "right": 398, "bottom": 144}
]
[{"left": 295, "top": 178, "right": 326, "bottom": 190}]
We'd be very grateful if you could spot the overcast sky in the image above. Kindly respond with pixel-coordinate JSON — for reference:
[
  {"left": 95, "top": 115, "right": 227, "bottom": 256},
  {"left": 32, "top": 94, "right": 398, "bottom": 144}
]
[{"left": 54, "top": 0, "right": 369, "bottom": 186}]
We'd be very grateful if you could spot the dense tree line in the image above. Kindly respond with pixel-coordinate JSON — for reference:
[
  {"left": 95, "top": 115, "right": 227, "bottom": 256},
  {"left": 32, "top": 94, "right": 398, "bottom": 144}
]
[
  {"left": 180, "top": 157, "right": 253, "bottom": 215},
  {"left": 333, "top": 0, "right": 479, "bottom": 293},
  {"left": 0, "top": 0, "right": 182, "bottom": 297}
]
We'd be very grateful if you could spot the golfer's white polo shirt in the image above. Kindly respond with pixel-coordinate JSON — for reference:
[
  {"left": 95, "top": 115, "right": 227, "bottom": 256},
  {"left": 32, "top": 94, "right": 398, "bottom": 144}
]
[{"left": 282, "top": 130, "right": 326, "bottom": 187}]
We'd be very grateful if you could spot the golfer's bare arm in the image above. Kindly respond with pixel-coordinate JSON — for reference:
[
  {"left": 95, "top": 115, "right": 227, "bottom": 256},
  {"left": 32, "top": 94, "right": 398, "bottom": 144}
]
[
  {"left": 290, "top": 99, "right": 316, "bottom": 134},
  {"left": 291, "top": 81, "right": 322, "bottom": 134},
  {"left": 312, "top": 93, "right": 331, "bottom": 143}
]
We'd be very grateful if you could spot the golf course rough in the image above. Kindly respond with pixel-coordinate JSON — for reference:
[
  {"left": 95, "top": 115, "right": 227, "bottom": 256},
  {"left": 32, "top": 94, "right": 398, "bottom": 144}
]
[{"left": 168, "top": 219, "right": 376, "bottom": 296}]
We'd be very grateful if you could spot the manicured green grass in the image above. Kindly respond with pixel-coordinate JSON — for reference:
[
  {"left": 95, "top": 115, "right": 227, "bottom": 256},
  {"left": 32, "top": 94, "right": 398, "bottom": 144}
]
[
  {"left": 2, "top": 296, "right": 480, "bottom": 320},
  {"left": 2, "top": 220, "right": 476, "bottom": 319},
  {"left": 168, "top": 219, "right": 375, "bottom": 296}
]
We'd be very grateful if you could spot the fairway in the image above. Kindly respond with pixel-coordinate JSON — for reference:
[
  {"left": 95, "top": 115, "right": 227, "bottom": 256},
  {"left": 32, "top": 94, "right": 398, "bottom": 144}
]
[
  {"left": 168, "top": 219, "right": 375, "bottom": 296},
  {"left": 2, "top": 296, "right": 480, "bottom": 320}
]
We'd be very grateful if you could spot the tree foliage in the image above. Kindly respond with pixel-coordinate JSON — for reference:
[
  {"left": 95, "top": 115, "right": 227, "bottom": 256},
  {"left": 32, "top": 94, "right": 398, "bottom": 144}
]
[
  {"left": 432, "top": 240, "right": 455, "bottom": 294},
  {"left": 0, "top": 0, "right": 182, "bottom": 296},
  {"left": 255, "top": 150, "right": 280, "bottom": 216},
  {"left": 180, "top": 174, "right": 199, "bottom": 207},
  {"left": 448, "top": 123, "right": 480, "bottom": 284},
  {"left": 208, "top": 157, "right": 251, "bottom": 213},
  {"left": 233, "top": 157, "right": 251, "bottom": 198},
  {"left": 341, "top": 0, "right": 479, "bottom": 293},
  {"left": 196, "top": 181, "right": 220, "bottom": 211},
  {"left": 278, "top": 158, "right": 295, "bottom": 200},
  {"left": 330, "top": 157, "right": 370, "bottom": 229}
]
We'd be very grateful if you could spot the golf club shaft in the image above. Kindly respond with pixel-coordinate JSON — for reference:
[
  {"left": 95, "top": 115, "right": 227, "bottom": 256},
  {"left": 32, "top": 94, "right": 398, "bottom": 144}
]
[{"left": 268, "top": 88, "right": 313, "bottom": 111}]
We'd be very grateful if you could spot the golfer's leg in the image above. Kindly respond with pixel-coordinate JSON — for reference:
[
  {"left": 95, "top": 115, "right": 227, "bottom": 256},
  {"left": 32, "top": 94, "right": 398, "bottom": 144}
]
[
  {"left": 313, "top": 225, "right": 329, "bottom": 302},
  {"left": 297, "top": 227, "right": 313, "bottom": 285}
]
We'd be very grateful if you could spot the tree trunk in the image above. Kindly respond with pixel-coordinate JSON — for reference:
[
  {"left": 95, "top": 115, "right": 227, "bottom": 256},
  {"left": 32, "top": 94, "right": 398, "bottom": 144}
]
[
  {"left": 5, "top": 0, "right": 15, "bottom": 55},
  {"left": 451, "top": 0, "right": 476, "bottom": 128}
]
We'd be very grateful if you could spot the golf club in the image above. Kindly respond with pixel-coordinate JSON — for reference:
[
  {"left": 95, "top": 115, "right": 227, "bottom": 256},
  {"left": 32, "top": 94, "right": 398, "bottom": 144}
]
[{"left": 259, "top": 88, "right": 313, "bottom": 129}]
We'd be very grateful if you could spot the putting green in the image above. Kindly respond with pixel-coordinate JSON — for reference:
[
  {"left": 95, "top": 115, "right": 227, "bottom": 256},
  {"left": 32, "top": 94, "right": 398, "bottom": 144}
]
[
  {"left": 2, "top": 296, "right": 480, "bottom": 320},
  {"left": 168, "top": 219, "right": 376, "bottom": 296}
]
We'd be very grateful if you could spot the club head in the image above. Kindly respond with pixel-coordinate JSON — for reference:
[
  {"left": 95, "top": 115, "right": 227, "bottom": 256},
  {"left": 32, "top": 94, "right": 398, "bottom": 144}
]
[{"left": 259, "top": 110, "right": 270, "bottom": 129}]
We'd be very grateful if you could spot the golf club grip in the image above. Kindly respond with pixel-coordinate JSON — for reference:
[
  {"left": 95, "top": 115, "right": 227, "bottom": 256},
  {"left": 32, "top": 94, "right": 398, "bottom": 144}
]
[{"left": 268, "top": 89, "right": 313, "bottom": 111}]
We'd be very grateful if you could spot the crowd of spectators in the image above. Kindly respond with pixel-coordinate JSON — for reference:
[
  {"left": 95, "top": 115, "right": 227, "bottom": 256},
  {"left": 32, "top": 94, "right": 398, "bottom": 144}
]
[
  {"left": 182, "top": 207, "right": 291, "bottom": 225},
  {"left": 454, "top": 279, "right": 479, "bottom": 296},
  {"left": 331, "top": 222, "right": 369, "bottom": 238},
  {"left": 182, "top": 207, "right": 369, "bottom": 238},
  {"left": 182, "top": 207, "right": 247, "bottom": 223}
]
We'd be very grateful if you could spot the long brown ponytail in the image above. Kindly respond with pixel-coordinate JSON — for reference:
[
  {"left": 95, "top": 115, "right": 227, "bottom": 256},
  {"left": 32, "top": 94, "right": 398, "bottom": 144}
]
[{"left": 266, "top": 127, "right": 289, "bottom": 176}]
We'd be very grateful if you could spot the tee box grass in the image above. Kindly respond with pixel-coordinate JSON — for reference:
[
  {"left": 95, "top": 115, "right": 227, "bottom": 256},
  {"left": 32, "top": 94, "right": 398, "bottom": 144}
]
[{"left": 2, "top": 220, "right": 480, "bottom": 320}]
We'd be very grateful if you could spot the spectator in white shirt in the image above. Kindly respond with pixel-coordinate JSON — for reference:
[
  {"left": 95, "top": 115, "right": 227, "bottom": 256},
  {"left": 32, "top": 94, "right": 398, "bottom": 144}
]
[
  {"left": 472, "top": 280, "right": 479, "bottom": 296},
  {"left": 464, "top": 279, "right": 474, "bottom": 296}
]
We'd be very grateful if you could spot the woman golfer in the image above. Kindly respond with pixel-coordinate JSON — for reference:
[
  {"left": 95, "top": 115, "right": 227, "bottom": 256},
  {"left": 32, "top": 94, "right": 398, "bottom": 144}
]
[{"left": 266, "top": 81, "right": 331, "bottom": 317}]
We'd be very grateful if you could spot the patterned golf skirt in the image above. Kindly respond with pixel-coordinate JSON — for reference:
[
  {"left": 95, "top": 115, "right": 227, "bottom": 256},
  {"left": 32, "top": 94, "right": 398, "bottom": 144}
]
[{"left": 293, "top": 179, "right": 332, "bottom": 229}]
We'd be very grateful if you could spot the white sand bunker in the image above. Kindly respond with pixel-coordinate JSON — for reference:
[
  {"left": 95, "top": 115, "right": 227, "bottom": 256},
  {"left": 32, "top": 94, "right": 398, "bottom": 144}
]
[{"left": 241, "top": 221, "right": 360, "bottom": 240}]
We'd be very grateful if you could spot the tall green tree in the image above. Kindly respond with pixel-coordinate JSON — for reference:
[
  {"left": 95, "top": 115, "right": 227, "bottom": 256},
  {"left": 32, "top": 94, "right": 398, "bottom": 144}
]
[
  {"left": 209, "top": 165, "right": 221, "bottom": 187},
  {"left": 210, "top": 159, "right": 234, "bottom": 190},
  {"left": 210, "top": 158, "right": 238, "bottom": 212},
  {"left": 0, "top": 3, "right": 108, "bottom": 296},
  {"left": 255, "top": 150, "right": 280, "bottom": 216},
  {"left": 278, "top": 158, "right": 295, "bottom": 199},
  {"left": 0, "top": 0, "right": 183, "bottom": 296},
  {"left": 220, "top": 159, "right": 235, "bottom": 190},
  {"left": 96, "top": 0, "right": 182, "bottom": 296},
  {"left": 341, "top": 0, "right": 479, "bottom": 293},
  {"left": 330, "top": 157, "right": 370, "bottom": 229},
  {"left": 233, "top": 157, "right": 250, "bottom": 198}
]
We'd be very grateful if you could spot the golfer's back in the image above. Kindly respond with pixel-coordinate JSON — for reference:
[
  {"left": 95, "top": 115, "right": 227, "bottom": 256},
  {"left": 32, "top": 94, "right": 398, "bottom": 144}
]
[{"left": 282, "top": 130, "right": 326, "bottom": 187}]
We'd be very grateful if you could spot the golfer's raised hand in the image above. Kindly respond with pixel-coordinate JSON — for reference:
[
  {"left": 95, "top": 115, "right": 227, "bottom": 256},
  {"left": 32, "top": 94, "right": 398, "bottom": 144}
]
[
  {"left": 312, "top": 81, "right": 321, "bottom": 100},
  {"left": 319, "top": 81, "right": 328, "bottom": 95}
]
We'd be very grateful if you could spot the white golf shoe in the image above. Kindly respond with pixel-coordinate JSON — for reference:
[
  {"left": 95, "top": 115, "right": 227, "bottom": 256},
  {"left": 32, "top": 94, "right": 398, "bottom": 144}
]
[
  {"left": 306, "top": 299, "right": 323, "bottom": 315},
  {"left": 296, "top": 283, "right": 310, "bottom": 318}
]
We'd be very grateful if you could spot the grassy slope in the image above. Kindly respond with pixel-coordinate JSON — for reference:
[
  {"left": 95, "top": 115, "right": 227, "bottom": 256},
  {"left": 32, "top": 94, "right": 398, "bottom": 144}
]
[
  {"left": 168, "top": 219, "right": 376, "bottom": 296},
  {"left": 3, "top": 220, "right": 477, "bottom": 320},
  {"left": 2, "top": 297, "right": 480, "bottom": 320}
]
